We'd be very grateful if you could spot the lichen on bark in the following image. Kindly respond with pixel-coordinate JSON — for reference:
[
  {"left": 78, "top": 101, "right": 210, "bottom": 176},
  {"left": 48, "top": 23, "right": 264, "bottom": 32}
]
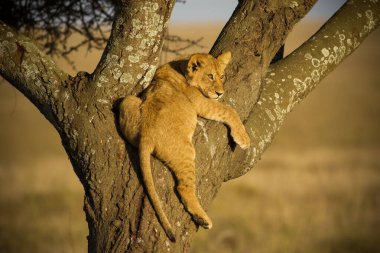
[{"left": 0, "top": 0, "right": 379, "bottom": 252}]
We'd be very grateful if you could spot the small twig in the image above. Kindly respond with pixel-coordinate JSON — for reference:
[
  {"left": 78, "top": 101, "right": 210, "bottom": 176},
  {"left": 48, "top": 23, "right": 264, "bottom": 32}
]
[{"left": 0, "top": 0, "right": 201, "bottom": 67}]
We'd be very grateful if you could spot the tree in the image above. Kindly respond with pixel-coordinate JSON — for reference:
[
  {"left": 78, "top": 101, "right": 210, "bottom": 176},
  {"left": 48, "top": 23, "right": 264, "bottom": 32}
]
[{"left": 0, "top": 0, "right": 379, "bottom": 252}]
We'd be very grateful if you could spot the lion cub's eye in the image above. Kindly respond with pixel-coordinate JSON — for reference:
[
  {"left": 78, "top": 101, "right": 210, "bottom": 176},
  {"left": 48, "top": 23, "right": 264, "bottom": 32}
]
[
  {"left": 207, "top": 74, "right": 214, "bottom": 81},
  {"left": 220, "top": 74, "right": 225, "bottom": 80}
]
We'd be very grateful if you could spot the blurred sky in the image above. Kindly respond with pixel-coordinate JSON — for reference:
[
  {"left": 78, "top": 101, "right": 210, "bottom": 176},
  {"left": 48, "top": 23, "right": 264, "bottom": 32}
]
[{"left": 171, "top": 0, "right": 346, "bottom": 23}]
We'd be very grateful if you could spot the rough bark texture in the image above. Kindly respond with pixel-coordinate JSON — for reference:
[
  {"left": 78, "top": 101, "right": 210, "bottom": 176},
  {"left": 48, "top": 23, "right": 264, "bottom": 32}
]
[{"left": 0, "top": 0, "right": 379, "bottom": 252}]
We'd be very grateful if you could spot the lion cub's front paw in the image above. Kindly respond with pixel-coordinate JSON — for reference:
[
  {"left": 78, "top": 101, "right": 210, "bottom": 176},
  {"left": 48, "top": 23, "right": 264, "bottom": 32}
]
[{"left": 232, "top": 127, "right": 251, "bottom": 150}]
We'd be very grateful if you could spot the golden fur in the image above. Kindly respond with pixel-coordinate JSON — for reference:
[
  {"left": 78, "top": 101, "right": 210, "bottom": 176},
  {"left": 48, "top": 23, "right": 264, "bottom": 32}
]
[{"left": 119, "top": 52, "right": 250, "bottom": 241}]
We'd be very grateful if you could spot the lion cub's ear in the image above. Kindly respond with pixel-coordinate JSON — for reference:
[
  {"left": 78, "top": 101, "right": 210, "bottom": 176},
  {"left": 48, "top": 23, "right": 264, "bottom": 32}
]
[
  {"left": 187, "top": 54, "right": 205, "bottom": 76},
  {"left": 217, "top": 51, "right": 232, "bottom": 72}
]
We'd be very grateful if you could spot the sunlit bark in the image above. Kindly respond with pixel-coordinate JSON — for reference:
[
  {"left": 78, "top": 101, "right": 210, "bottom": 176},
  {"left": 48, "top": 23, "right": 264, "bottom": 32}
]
[{"left": 0, "top": 0, "right": 379, "bottom": 252}]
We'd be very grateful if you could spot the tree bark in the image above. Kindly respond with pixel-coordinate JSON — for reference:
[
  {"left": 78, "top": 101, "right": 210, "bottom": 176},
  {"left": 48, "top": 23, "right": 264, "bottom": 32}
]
[{"left": 0, "top": 0, "right": 379, "bottom": 252}]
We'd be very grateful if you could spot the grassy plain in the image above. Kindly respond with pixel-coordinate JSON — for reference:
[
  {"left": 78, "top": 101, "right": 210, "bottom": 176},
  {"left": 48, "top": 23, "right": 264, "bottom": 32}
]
[{"left": 0, "top": 21, "right": 379, "bottom": 253}]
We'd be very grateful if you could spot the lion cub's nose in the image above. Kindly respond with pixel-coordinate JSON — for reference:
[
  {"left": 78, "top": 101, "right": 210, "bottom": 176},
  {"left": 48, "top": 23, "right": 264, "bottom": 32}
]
[{"left": 216, "top": 91, "right": 224, "bottom": 98}]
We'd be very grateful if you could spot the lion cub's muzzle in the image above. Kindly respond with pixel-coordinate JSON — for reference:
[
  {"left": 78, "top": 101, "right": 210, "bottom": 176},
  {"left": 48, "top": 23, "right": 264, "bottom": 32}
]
[{"left": 215, "top": 91, "right": 224, "bottom": 100}]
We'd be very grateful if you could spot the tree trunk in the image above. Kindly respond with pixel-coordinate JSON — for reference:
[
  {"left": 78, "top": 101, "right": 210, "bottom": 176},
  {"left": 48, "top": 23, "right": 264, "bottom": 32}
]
[{"left": 0, "top": 0, "right": 379, "bottom": 252}]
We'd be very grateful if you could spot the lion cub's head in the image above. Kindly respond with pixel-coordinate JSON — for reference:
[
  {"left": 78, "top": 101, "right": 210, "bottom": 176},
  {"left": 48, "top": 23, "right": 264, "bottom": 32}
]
[{"left": 185, "top": 52, "right": 231, "bottom": 99}]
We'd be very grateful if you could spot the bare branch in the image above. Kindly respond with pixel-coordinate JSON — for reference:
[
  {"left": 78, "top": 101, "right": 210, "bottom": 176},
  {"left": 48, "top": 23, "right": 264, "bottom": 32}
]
[
  {"left": 210, "top": 0, "right": 318, "bottom": 117},
  {"left": 226, "top": 0, "right": 380, "bottom": 180},
  {"left": 102, "top": 1, "right": 319, "bottom": 247},
  {"left": 0, "top": 0, "right": 115, "bottom": 58},
  {"left": 1, "top": 0, "right": 378, "bottom": 251},
  {"left": 0, "top": 20, "right": 68, "bottom": 126},
  {"left": 186, "top": 0, "right": 317, "bottom": 187},
  {"left": 91, "top": 0, "right": 176, "bottom": 100}
]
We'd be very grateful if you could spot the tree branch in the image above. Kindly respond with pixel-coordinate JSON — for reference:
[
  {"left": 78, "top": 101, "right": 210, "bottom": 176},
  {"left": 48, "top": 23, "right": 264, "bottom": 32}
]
[
  {"left": 108, "top": 1, "right": 318, "bottom": 248},
  {"left": 226, "top": 0, "right": 380, "bottom": 180},
  {"left": 91, "top": 0, "right": 175, "bottom": 101},
  {"left": 188, "top": 0, "right": 317, "bottom": 193},
  {"left": 210, "top": 0, "right": 318, "bottom": 117},
  {"left": 0, "top": 20, "right": 68, "bottom": 127},
  {"left": 1, "top": 0, "right": 378, "bottom": 251}
]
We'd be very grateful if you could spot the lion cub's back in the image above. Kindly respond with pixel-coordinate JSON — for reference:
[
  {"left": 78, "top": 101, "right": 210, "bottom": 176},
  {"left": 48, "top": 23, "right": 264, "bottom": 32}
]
[{"left": 141, "top": 79, "right": 197, "bottom": 141}]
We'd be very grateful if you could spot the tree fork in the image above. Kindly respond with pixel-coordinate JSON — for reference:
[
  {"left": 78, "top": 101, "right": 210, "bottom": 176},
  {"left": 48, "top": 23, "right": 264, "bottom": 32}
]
[{"left": 0, "top": 0, "right": 379, "bottom": 252}]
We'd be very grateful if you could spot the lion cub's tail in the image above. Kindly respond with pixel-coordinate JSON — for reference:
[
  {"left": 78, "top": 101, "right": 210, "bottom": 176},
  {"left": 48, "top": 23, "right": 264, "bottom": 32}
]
[{"left": 139, "top": 141, "right": 176, "bottom": 242}]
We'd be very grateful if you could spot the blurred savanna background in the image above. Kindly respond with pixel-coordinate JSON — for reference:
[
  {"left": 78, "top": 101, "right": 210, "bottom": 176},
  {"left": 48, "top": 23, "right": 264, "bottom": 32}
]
[{"left": 1, "top": 0, "right": 379, "bottom": 252}]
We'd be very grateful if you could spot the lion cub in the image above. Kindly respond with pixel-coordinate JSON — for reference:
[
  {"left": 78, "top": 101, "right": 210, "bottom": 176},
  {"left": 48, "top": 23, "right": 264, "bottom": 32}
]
[{"left": 119, "top": 52, "right": 250, "bottom": 241}]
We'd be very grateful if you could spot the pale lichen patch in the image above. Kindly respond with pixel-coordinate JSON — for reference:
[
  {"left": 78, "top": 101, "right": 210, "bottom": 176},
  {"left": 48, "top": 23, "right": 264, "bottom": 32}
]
[
  {"left": 128, "top": 2, "right": 164, "bottom": 41},
  {"left": 265, "top": 108, "right": 275, "bottom": 121},
  {"left": 321, "top": 48, "right": 329, "bottom": 57},
  {"left": 140, "top": 62, "right": 149, "bottom": 70},
  {"left": 120, "top": 72, "right": 133, "bottom": 84},
  {"left": 153, "top": 44, "right": 159, "bottom": 53},
  {"left": 112, "top": 68, "right": 122, "bottom": 80},
  {"left": 209, "top": 144, "right": 216, "bottom": 157},
  {"left": 290, "top": 1, "right": 299, "bottom": 8},
  {"left": 63, "top": 91, "right": 70, "bottom": 102},
  {"left": 22, "top": 62, "right": 39, "bottom": 81},
  {"left": 128, "top": 55, "right": 140, "bottom": 63},
  {"left": 197, "top": 120, "right": 209, "bottom": 143},
  {"left": 141, "top": 65, "right": 157, "bottom": 88},
  {"left": 99, "top": 75, "right": 109, "bottom": 83},
  {"left": 228, "top": 97, "right": 237, "bottom": 106},
  {"left": 311, "top": 58, "right": 320, "bottom": 68},
  {"left": 304, "top": 53, "right": 312, "bottom": 60},
  {"left": 97, "top": 99, "right": 109, "bottom": 104}
]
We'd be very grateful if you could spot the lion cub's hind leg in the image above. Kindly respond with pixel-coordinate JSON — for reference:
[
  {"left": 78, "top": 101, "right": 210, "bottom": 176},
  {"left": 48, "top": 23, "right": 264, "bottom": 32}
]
[
  {"left": 119, "top": 96, "right": 142, "bottom": 147},
  {"left": 162, "top": 141, "right": 212, "bottom": 229}
]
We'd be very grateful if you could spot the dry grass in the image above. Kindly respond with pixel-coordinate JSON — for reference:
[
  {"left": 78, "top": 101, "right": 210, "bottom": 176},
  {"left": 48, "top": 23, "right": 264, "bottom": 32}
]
[
  {"left": 0, "top": 21, "right": 379, "bottom": 253},
  {"left": 192, "top": 149, "right": 380, "bottom": 253}
]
